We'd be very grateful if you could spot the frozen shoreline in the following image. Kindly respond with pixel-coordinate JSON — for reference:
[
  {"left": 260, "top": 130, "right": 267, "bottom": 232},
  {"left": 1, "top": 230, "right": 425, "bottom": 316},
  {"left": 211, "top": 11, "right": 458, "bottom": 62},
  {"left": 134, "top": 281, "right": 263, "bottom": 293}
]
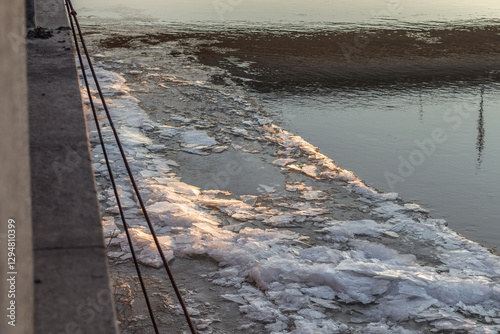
[{"left": 79, "top": 29, "right": 500, "bottom": 333}]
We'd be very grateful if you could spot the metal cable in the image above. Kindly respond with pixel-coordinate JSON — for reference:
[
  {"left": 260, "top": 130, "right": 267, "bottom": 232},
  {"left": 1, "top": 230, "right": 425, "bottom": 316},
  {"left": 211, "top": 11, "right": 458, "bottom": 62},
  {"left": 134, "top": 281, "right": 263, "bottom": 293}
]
[
  {"left": 65, "top": 1, "right": 197, "bottom": 332},
  {"left": 64, "top": 2, "right": 160, "bottom": 333}
]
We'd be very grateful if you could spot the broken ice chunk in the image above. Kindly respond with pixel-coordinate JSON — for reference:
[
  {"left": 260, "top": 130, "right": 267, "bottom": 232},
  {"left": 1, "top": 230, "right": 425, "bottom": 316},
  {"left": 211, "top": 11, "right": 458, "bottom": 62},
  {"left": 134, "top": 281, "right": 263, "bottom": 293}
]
[
  {"left": 264, "top": 214, "right": 296, "bottom": 226},
  {"left": 272, "top": 158, "right": 296, "bottom": 166},
  {"left": 170, "top": 115, "right": 192, "bottom": 123},
  {"left": 404, "top": 203, "right": 429, "bottom": 213},
  {"left": 180, "top": 128, "right": 217, "bottom": 154},
  {"left": 232, "top": 127, "right": 249, "bottom": 136},
  {"left": 116, "top": 227, "right": 174, "bottom": 268},
  {"left": 301, "top": 165, "right": 318, "bottom": 178},
  {"left": 302, "top": 190, "right": 326, "bottom": 200}
]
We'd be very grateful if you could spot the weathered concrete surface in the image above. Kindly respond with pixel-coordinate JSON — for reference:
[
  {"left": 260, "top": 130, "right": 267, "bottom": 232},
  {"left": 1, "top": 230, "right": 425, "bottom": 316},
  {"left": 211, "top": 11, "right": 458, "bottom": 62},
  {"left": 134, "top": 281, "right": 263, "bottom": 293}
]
[
  {"left": 35, "top": 0, "right": 68, "bottom": 29},
  {"left": 25, "top": 0, "right": 35, "bottom": 28},
  {"left": 28, "top": 1, "right": 118, "bottom": 333},
  {"left": 0, "top": 0, "right": 33, "bottom": 333}
]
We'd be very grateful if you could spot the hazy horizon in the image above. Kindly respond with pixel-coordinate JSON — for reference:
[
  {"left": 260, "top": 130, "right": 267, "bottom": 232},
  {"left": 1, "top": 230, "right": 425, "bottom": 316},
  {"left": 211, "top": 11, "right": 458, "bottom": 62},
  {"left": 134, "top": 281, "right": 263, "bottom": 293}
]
[{"left": 75, "top": 0, "right": 500, "bottom": 28}]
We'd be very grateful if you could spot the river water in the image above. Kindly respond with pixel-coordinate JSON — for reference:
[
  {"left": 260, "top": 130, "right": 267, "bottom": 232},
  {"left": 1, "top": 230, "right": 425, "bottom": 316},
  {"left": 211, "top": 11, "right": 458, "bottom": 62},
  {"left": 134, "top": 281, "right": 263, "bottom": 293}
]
[
  {"left": 74, "top": 0, "right": 500, "bottom": 250},
  {"left": 76, "top": 0, "right": 500, "bottom": 27},
  {"left": 70, "top": 1, "right": 500, "bottom": 332},
  {"left": 259, "top": 83, "right": 500, "bottom": 251}
]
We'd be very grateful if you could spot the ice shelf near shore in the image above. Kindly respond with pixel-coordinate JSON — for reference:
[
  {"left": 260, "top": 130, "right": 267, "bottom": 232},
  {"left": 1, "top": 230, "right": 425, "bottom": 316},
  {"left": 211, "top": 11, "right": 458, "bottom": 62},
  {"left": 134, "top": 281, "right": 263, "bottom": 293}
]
[{"left": 83, "top": 61, "right": 500, "bottom": 334}]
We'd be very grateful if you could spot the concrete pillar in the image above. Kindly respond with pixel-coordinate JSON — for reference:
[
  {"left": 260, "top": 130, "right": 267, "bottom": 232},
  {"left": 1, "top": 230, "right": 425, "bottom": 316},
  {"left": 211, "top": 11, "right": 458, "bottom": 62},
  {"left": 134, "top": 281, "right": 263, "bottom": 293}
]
[
  {"left": 26, "top": 0, "right": 35, "bottom": 28},
  {"left": 0, "top": 0, "right": 34, "bottom": 333}
]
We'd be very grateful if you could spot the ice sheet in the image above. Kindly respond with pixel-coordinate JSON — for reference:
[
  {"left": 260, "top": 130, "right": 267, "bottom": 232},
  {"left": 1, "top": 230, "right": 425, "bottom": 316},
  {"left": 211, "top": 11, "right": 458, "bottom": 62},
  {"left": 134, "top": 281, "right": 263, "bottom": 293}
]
[{"left": 85, "top": 66, "right": 500, "bottom": 333}]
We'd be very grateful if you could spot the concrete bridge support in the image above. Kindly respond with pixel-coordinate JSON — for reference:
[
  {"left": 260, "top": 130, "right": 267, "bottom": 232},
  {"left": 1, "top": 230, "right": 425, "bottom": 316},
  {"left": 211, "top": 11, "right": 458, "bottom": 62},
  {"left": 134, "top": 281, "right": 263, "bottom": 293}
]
[
  {"left": 1, "top": 0, "right": 33, "bottom": 333},
  {"left": 2, "top": 0, "right": 118, "bottom": 333}
]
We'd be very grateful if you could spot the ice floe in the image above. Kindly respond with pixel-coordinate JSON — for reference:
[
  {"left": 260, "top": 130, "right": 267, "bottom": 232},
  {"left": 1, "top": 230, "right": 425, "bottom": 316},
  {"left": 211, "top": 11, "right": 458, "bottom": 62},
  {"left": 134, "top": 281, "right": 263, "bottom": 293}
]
[{"left": 84, "top": 65, "right": 500, "bottom": 334}]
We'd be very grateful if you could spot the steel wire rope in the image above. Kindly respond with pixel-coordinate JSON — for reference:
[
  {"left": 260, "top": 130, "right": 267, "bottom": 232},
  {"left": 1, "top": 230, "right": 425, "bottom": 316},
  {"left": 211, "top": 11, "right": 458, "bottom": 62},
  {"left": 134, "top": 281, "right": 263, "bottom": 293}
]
[
  {"left": 65, "top": 1, "right": 197, "bottom": 333},
  {"left": 64, "top": 2, "right": 160, "bottom": 333}
]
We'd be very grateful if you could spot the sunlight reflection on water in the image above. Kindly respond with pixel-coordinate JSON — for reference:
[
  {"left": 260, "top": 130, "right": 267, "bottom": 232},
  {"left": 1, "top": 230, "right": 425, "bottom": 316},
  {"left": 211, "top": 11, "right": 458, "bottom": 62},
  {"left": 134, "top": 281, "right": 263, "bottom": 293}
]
[{"left": 75, "top": 0, "right": 500, "bottom": 28}]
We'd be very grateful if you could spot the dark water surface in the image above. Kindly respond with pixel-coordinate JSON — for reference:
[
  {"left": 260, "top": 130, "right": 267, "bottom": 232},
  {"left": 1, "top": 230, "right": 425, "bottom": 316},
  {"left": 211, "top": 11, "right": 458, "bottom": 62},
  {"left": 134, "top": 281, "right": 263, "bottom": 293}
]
[
  {"left": 74, "top": 0, "right": 500, "bottom": 249},
  {"left": 258, "top": 83, "right": 500, "bottom": 249}
]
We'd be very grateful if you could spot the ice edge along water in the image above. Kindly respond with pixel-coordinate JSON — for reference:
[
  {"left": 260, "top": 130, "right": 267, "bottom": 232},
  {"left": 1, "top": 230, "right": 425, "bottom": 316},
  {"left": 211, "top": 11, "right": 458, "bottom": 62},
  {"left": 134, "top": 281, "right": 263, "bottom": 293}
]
[{"left": 84, "top": 66, "right": 500, "bottom": 334}]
